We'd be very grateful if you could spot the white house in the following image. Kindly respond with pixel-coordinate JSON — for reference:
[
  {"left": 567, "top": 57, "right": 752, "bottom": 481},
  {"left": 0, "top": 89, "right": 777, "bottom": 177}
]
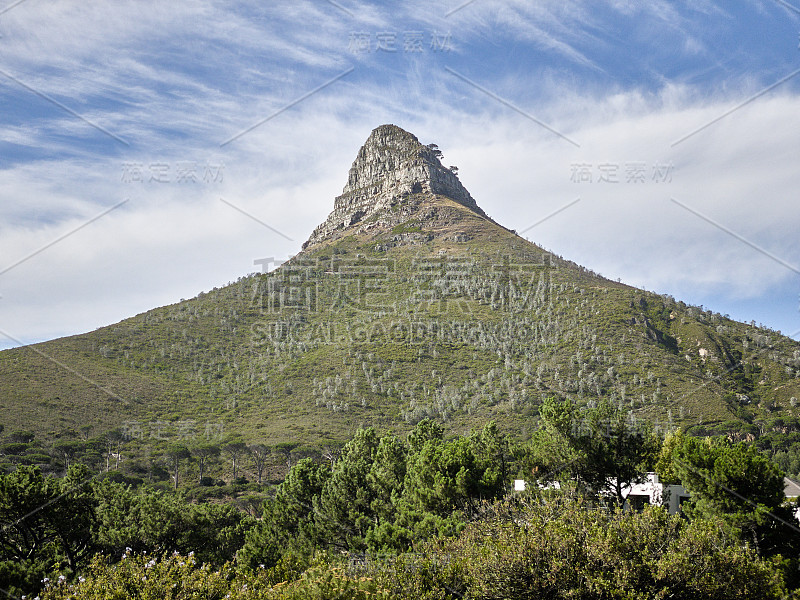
[
  {"left": 514, "top": 475, "right": 800, "bottom": 517},
  {"left": 619, "top": 473, "right": 689, "bottom": 514},
  {"left": 513, "top": 473, "right": 689, "bottom": 514},
  {"left": 784, "top": 477, "right": 800, "bottom": 500}
]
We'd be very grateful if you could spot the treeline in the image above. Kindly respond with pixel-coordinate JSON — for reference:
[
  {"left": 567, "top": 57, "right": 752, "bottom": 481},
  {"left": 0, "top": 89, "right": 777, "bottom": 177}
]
[
  {"left": 689, "top": 415, "right": 800, "bottom": 477},
  {"left": 0, "top": 419, "right": 508, "bottom": 597},
  {"left": 0, "top": 423, "right": 312, "bottom": 495}
]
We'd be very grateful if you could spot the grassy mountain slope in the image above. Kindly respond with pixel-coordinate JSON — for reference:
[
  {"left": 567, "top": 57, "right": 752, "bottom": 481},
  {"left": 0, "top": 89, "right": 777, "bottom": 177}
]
[{"left": 2, "top": 191, "right": 799, "bottom": 449}]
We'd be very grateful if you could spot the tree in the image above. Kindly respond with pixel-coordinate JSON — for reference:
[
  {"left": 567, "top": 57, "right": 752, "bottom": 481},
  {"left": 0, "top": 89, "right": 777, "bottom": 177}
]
[
  {"left": 539, "top": 397, "right": 660, "bottom": 505},
  {"left": 8, "top": 430, "right": 34, "bottom": 444},
  {"left": 238, "top": 458, "right": 330, "bottom": 569},
  {"left": 426, "top": 143, "right": 443, "bottom": 160},
  {"left": 657, "top": 431, "right": 795, "bottom": 557},
  {"left": 191, "top": 443, "right": 220, "bottom": 483},
  {"left": 470, "top": 421, "right": 511, "bottom": 497},
  {"left": 274, "top": 442, "right": 299, "bottom": 469},
  {"left": 81, "top": 438, "right": 106, "bottom": 472},
  {"left": 404, "top": 435, "right": 482, "bottom": 517},
  {"left": 53, "top": 440, "right": 87, "bottom": 474},
  {"left": 367, "top": 435, "right": 407, "bottom": 523},
  {"left": 165, "top": 443, "right": 191, "bottom": 490},
  {"left": 662, "top": 433, "right": 784, "bottom": 517},
  {"left": 518, "top": 401, "right": 580, "bottom": 485},
  {"left": 321, "top": 442, "right": 344, "bottom": 466},
  {"left": 47, "top": 464, "right": 96, "bottom": 570},
  {"left": 575, "top": 402, "right": 660, "bottom": 505},
  {"left": 315, "top": 428, "right": 380, "bottom": 551},
  {"left": 248, "top": 444, "right": 270, "bottom": 485},
  {"left": 0, "top": 466, "right": 57, "bottom": 585},
  {"left": 0, "top": 464, "right": 96, "bottom": 596},
  {"left": 104, "top": 429, "right": 125, "bottom": 472},
  {"left": 407, "top": 419, "right": 443, "bottom": 453},
  {"left": 223, "top": 440, "right": 248, "bottom": 481},
  {"left": 0, "top": 441, "right": 30, "bottom": 458},
  {"left": 93, "top": 479, "right": 252, "bottom": 566}
]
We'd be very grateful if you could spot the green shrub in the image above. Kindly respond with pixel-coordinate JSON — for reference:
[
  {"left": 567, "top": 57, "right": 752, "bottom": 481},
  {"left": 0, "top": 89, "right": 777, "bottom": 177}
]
[
  {"left": 39, "top": 551, "right": 234, "bottom": 600},
  {"left": 39, "top": 551, "right": 390, "bottom": 600},
  {"left": 375, "top": 496, "right": 787, "bottom": 599}
]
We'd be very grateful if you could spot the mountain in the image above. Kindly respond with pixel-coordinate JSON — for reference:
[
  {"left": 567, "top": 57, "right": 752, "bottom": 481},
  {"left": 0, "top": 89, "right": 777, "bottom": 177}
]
[
  {"left": 303, "top": 124, "right": 491, "bottom": 248},
  {"left": 2, "top": 124, "right": 800, "bottom": 450}
]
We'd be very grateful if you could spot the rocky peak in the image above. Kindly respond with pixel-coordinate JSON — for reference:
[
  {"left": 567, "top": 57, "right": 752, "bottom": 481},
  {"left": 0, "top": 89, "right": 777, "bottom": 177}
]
[{"left": 303, "top": 124, "right": 488, "bottom": 248}]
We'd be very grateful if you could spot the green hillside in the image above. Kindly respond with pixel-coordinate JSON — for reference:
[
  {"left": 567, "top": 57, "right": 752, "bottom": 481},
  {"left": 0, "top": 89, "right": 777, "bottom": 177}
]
[
  {"left": 2, "top": 194, "right": 798, "bottom": 447},
  {"left": 1, "top": 125, "right": 799, "bottom": 458}
]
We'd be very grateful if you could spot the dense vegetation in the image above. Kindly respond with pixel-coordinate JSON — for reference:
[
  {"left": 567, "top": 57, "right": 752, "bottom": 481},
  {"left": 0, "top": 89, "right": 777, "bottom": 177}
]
[
  {"left": 0, "top": 463, "right": 251, "bottom": 597},
  {"left": 35, "top": 500, "right": 789, "bottom": 600},
  {"left": 3, "top": 402, "right": 800, "bottom": 599}
]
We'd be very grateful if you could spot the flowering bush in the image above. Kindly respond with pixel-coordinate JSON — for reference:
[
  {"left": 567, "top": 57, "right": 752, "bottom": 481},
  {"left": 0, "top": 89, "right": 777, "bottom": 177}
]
[
  {"left": 38, "top": 550, "right": 232, "bottom": 600},
  {"left": 38, "top": 550, "right": 389, "bottom": 600}
]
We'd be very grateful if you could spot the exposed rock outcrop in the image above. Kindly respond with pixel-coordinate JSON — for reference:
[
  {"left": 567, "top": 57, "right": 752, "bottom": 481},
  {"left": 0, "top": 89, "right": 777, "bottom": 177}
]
[{"left": 303, "top": 124, "right": 489, "bottom": 248}]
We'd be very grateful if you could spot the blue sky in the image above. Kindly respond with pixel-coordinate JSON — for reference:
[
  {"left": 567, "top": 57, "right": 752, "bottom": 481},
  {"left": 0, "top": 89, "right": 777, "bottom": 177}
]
[{"left": 1, "top": 0, "right": 799, "bottom": 350}]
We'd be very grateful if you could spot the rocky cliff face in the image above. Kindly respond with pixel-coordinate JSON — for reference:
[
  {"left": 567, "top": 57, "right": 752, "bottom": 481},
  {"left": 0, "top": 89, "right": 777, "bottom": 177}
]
[{"left": 303, "top": 124, "right": 489, "bottom": 248}]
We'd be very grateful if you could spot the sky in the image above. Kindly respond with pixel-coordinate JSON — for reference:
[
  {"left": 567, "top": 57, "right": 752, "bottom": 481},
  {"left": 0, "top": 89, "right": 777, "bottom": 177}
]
[{"left": 0, "top": 0, "right": 799, "bottom": 351}]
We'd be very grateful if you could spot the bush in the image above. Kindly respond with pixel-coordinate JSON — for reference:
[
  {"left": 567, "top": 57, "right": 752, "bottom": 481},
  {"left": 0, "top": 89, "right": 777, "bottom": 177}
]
[
  {"left": 374, "top": 495, "right": 787, "bottom": 599},
  {"left": 98, "top": 470, "right": 143, "bottom": 486},
  {"left": 93, "top": 480, "right": 254, "bottom": 566},
  {"left": 39, "top": 551, "right": 234, "bottom": 600},
  {"left": 39, "top": 551, "right": 391, "bottom": 600}
]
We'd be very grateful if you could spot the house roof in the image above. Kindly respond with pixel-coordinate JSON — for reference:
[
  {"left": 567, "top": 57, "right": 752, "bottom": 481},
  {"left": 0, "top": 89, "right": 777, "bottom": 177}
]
[{"left": 784, "top": 477, "right": 800, "bottom": 499}]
